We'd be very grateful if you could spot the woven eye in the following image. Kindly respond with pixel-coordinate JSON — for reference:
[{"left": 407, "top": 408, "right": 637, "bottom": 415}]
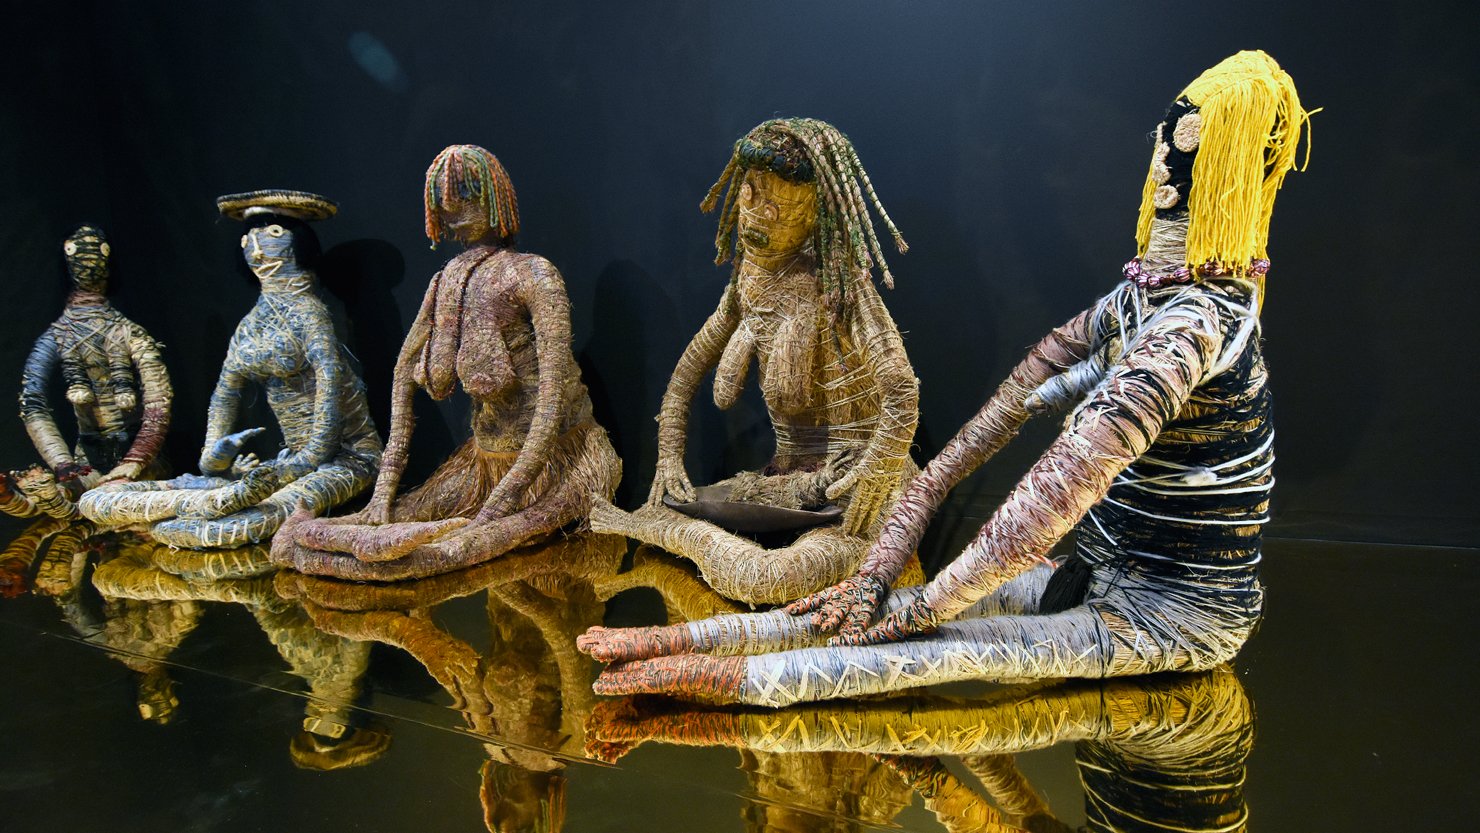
[
  {"left": 266, "top": 224, "right": 286, "bottom": 238},
  {"left": 63, "top": 241, "right": 78, "bottom": 256},
  {"left": 1153, "top": 184, "right": 1181, "bottom": 209},
  {"left": 1172, "top": 112, "right": 1202, "bottom": 153},
  {"left": 100, "top": 242, "right": 111, "bottom": 257}
]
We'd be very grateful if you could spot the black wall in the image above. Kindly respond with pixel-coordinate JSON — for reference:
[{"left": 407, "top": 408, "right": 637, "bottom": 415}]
[{"left": 2, "top": 1, "right": 1475, "bottom": 552}]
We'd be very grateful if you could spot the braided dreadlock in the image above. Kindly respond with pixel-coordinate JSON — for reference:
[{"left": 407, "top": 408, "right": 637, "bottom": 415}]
[
  {"left": 702, "top": 119, "right": 907, "bottom": 309},
  {"left": 424, "top": 145, "right": 521, "bottom": 247}
]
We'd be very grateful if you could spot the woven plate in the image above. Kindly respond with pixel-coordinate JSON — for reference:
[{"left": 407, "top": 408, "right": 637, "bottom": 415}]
[{"left": 664, "top": 484, "right": 843, "bottom": 534}]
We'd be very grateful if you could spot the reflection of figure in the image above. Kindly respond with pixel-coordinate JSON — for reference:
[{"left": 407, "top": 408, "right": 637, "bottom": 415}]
[
  {"left": 589, "top": 668, "right": 1253, "bottom": 833},
  {"left": 282, "top": 533, "right": 736, "bottom": 832},
  {"left": 82, "top": 191, "right": 381, "bottom": 549},
  {"left": 273, "top": 146, "right": 619, "bottom": 580},
  {"left": 591, "top": 118, "right": 919, "bottom": 604},
  {"left": 3, "top": 225, "right": 171, "bottom": 520},
  {"left": 4, "top": 521, "right": 200, "bottom": 722},
  {"left": 89, "top": 534, "right": 388, "bottom": 767},
  {"left": 581, "top": 52, "right": 1310, "bottom": 704}
]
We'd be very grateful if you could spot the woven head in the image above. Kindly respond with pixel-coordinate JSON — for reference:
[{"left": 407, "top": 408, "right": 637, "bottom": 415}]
[
  {"left": 63, "top": 224, "right": 110, "bottom": 293},
  {"left": 238, "top": 214, "right": 320, "bottom": 283},
  {"left": 704, "top": 118, "right": 907, "bottom": 296},
  {"left": 424, "top": 144, "right": 520, "bottom": 248},
  {"left": 1135, "top": 50, "right": 1311, "bottom": 276},
  {"left": 480, "top": 760, "right": 566, "bottom": 833}
]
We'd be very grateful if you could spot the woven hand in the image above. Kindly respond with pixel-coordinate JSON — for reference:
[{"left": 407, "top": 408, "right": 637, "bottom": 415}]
[
  {"left": 785, "top": 573, "right": 889, "bottom": 638},
  {"left": 647, "top": 456, "right": 696, "bottom": 505},
  {"left": 833, "top": 595, "right": 939, "bottom": 646}
]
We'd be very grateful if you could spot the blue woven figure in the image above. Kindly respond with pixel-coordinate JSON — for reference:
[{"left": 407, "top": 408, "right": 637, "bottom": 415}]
[{"left": 81, "top": 191, "right": 380, "bottom": 548}]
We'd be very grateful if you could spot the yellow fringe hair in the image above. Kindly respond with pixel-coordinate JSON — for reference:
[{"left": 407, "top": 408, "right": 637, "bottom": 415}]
[{"left": 1135, "top": 50, "right": 1312, "bottom": 282}]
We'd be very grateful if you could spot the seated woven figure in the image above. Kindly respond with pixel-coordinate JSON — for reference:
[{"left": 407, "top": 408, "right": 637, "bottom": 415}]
[
  {"left": 271, "top": 146, "right": 620, "bottom": 581},
  {"left": 589, "top": 118, "right": 919, "bottom": 604},
  {"left": 2, "top": 225, "right": 171, "bottom": 521},
  {"left": 588, "top": 668, "right": 1252, "bottom": 833},
  {"left": 80, "top": 191, "right": 381, "bottom": 549},
  {"left": 579, "top": 51, "right": 1310, "bottom": 705}
]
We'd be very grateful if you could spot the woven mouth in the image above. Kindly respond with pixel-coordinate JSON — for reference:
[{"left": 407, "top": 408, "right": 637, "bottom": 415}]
[{"left": 740, "top": 228, "right": 771, "bottom": 248}]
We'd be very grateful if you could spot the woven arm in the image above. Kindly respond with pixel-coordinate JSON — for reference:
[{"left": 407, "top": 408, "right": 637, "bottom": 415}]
[{"left": 647, "top": 283, "right": 742, "bottom": 505}]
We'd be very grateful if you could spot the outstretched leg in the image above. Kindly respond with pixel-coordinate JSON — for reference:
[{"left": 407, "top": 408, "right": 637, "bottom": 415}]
[
  {"left": 588, "top": 499, "right": 866, "bottom": 604},
  {"left": 577, "top": 565, "right": 1055, "bottom": 664},
  {"left": 593, "top": 603, "right": 1114, "bottom": 706}
]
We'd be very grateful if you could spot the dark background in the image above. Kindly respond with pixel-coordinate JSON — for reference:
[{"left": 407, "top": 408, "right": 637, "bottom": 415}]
[{"left": 1, "top": 0, "right": 1475, "bottom": 556}]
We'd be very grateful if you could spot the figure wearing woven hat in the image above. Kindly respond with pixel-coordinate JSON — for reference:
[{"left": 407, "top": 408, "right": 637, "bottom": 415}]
[
  {"left": 271, "top": 147, "right": 620, "bottom": 580},
  {"left": 587, "top": 118, "right": 920, "bottom": 605},
  {"left": 80, "top": 190, "right": 381, "bottom": 549},
  {"left": 579, "top": 51, "right": 1310, "bottom": 704},
  {"left": 1, "top": 225, "right": 172, "bottom": 522}
]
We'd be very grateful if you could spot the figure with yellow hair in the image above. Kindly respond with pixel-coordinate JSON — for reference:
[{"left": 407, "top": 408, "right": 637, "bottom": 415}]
[{"left": 579, "top": 51, "right": 1311, "bottom": 705}]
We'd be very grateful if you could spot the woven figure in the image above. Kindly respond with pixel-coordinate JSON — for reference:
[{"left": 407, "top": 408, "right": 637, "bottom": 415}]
[
  {"left": 579, "top": 51, "right": 1310, "bottom": 704},
  {"left": 588, "top": 668, "right": 1251, "bottom": 833},
  {"left": 3, "top": 225, "right": 172, "bottom": 521},
  {"left": 80, "top": 191, "right": 381, "bottom": 549},
  {"left": 272, "top": 147, "right": 619, "bottom": 581},
  {"left": 589, "top": 118, "right": 919, "bottom": 604}
]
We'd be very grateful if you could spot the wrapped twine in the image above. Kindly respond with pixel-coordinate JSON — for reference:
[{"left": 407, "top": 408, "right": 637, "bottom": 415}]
[
  {"left": 274, "top": 146, "right": 619, "bottom": 581},
  {"left": 592, "top": 118, "right": 919, "bottom": 605},
  {"left": 80, "top": 214, "right": 380, "bottom": 549},
  {"left": 581, "top": 52, "right": 1305, "bottom": 706}
]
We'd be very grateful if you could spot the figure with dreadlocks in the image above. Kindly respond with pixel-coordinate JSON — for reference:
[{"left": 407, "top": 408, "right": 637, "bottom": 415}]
[
  {"left": 81, "top": 191, "right": 381, "bottom": 549},
  {"left": 1, "top": 225, "right": 172, "bottom": 521},
  {"left": 588, "top": 118, "right": 920, "bottom": 605},
  {"left": 579, "top": 51, "right": 1311, "bottom": 705},
  {"left": 271, "top": 146, "right": 620, "bottom": 580}
]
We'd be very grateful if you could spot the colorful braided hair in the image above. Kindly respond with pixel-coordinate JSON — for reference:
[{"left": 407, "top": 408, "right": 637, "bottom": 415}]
[
  {"left": 424, "top": 144, "right": 521, "bottom": 248},
  {"left": 702, "top": 119, "right": 907, "bottom": 305}
]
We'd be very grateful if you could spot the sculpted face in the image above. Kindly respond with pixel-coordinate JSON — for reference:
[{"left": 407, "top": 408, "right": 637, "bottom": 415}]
[
  {"left": 64, "top": 225, "right": 110, "bottom": 292},
  {"left": 437, "top": 196, "right": 494, "bottom": 246},
  {"left": 737, "top": 169, "right": 817, "bottom": 259},
  {"left": 240, "top": 221, "right": 297, "bottom": 279},
  {"left": 1149, "top": 100, "right": 1201, "bottom": 216}
]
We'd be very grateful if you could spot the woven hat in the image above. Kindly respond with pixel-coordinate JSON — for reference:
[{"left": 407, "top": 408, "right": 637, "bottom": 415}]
[{"left": 216, "top": 189, "right": 338, "bottom": 222}]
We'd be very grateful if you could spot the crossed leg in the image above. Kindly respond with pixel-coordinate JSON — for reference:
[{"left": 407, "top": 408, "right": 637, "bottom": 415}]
[
  {"left": 150, "top": 457, "right": 374, "bottom": 549},
  {"left": 588, "top": 500, "right": 869, "bottom": 604}
]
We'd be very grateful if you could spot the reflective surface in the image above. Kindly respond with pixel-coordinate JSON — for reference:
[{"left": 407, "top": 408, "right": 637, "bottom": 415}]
[{"left": 2, "top": 522, "right": 1476, "bottom": 831}]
